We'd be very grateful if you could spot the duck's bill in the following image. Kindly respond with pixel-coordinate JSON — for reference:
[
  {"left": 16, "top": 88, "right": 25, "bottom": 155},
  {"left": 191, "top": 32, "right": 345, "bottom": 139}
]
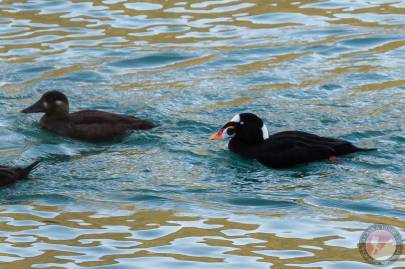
[
  {"left": 209, "top": 129, "right": 224, "bottom": 140},
  {"left": 21, "top": 100, "right": 44, "bottom": 113}
]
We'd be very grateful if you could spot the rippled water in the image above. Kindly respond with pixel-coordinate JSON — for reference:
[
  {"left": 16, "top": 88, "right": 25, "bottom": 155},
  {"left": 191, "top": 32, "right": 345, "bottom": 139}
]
[{"left": 0, "top": 0, "right": 404, "bottom": 268}]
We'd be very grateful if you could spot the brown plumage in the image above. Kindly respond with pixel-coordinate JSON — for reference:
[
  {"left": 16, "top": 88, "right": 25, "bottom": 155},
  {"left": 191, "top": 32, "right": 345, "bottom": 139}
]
[
  {"left": 21, "top": 91, "right": 155, "bottom": 142},
  {"left": 0, "top": 161, "right": 40, "bottom": 187}
]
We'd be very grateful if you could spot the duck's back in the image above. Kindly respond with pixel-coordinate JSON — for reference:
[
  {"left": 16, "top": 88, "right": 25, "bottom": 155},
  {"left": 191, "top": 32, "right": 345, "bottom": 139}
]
[
  {"left": 268, "top": 131, "right": 364, "bottom": 155},
  {"left": 70, "top": 110, "right": 153, "bottom": 127},
  {"left": 68, "top": 110, "right": 155, "bottom": 142}
]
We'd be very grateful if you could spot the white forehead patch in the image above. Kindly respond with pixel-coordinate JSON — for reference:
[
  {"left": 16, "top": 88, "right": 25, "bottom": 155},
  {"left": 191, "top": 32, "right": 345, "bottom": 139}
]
[
  {"left": 262, "top": 124, "right": 269, "bottom": 140},
  {"left": 55, "top": 100, "right": 64, "bottom": 106},
  {"left": 230, "top": 114, "right": 240, "bottom": 123},
  {"left": 43, "top": 101, "right": 49, "bottom": 108}
]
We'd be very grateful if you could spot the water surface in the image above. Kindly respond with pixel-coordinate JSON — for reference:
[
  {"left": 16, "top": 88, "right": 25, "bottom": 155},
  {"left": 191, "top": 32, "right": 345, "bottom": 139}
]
[{"left": 0, "top": 0, "right": 404, "bottom": 268}]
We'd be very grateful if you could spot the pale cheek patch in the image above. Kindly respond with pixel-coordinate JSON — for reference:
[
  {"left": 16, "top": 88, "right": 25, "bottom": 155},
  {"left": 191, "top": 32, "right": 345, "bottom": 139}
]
[
  {"left": 222, "top": 131, "right": 230, "bottom": 140},
  {"left": 55, "top": 100, "right": 64, "bottom": 106},
  {"left": 222, "top": 127, "right": 236, "bottom": 140},
  {"left": 43, "top": 102, "right": 49, "bottom": 108}
]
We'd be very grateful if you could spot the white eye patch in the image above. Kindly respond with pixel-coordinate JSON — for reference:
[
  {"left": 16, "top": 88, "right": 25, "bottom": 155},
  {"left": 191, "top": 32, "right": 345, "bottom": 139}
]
[
  {"left": 222, "top": 127, "right": 236, "bottom": 139},
  {"left": 230, "top": 114, "right": 240, "bottom": 123}
]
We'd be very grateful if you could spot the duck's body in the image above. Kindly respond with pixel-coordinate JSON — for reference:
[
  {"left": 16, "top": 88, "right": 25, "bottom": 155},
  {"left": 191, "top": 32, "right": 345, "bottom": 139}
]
[
  {"left": 0, "top": 161, "right": 40, "bottom": 187},
  {"left": 22, "top": 91, "right": 155, "bottom": 142},
  {"left": 210, "top": 113, "right": 375, "bottom": 169},
  {"left": 39, "top": 109, "right": 154, "bottom": 142},
  {"left": 228, "top": 130, "right": 372, "bottom": 168}
]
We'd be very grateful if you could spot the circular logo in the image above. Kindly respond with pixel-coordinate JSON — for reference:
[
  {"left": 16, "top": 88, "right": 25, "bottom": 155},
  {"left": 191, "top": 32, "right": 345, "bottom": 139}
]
[{"left": 358, "top": 224, "right": 403, "bottom": 266}]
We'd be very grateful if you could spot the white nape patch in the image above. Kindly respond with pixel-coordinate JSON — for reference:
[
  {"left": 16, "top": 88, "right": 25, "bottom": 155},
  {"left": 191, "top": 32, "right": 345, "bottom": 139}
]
[
  {"left": 230, "top": 114, "right": 240, "bottom": 123},
  {"left": 43, "top": 102, "right": 49, "bottom": 108},
  {"left": 262, "top": 124, "right": 269, "bottom": 140},
  {"left": 55, "top": 100, "right": 64, "bottom": 106}
]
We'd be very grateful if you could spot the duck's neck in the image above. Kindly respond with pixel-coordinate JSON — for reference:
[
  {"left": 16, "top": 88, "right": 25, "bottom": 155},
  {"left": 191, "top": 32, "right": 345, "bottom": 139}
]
[
  {"left": 228, "top": 138, "right": 260, "bottom": 158},
  {"left": 44, "top": 111, "right": 69, "bottom": 120},
  {"left": 44, "top": 104, "right": 69, "bottom": 119}
]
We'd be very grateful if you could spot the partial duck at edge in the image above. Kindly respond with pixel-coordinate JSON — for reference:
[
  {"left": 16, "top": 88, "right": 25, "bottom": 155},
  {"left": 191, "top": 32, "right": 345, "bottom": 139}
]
[{"left": 0, "top": 161, "right": 40, "bottom": 187}]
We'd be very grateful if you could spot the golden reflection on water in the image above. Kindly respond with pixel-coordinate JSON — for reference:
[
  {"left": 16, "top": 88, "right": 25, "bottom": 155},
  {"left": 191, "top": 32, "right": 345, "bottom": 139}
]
[
  {"left": 1, "top": 1, "right": 405, "bottom": 268},
  {"left": 0, "top": 203, "right": 403, "bottom": 268},
  {"left": 1, "top": 0, "right": 404, "bottom": 50},
  {"left": 1, "top": 0, "right": 405, "bottom": 96}
]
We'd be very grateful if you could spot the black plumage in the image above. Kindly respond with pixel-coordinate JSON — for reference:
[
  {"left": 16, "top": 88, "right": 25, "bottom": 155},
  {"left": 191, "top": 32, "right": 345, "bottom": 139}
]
[
  {"left": 210, "top": 113, "right": 375, "bottom": 169},
  {"left": 0, "top": 161, "right": 40, "bottom": 187},
  {"left": 21, "top": 91, "right": 155, "bottom": 142}
]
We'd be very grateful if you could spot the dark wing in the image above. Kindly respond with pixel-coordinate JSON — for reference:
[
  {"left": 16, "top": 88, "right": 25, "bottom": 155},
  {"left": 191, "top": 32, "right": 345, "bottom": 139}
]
[
  {"left": 269, "top": 131, "right": 364, "bottom": 155},
  {"left": 68, "top": 110, "right": 155, "bottom": 142},
  {"left": 257, "top": 138, "right": 336, "bottom": 168}
]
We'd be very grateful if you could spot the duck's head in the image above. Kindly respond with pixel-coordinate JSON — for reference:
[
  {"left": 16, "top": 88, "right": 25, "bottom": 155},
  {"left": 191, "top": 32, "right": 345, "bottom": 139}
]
[
  {"left": 209, "top": 113, "right": 269, "bottom": 145},
  {"left": 21, "top": 90, "right": 69, "bottom": 117}
]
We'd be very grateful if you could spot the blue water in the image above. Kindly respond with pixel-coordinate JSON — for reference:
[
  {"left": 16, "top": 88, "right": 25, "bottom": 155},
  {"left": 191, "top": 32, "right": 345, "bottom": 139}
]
[{"left": 0, "top": 0, "right": 404, "bottom": 268}]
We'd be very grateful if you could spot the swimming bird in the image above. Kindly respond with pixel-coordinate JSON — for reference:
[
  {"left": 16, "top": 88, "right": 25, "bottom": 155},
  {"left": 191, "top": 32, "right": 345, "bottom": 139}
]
[
  {"left": 209, "top": 113, "right": 375, "bottom": 168},
  {"left": 0, "top": 161, "right": 40, "bottom": 187},
  {"left": 21, "top": 91, "right": 155, "bottom": 142}
]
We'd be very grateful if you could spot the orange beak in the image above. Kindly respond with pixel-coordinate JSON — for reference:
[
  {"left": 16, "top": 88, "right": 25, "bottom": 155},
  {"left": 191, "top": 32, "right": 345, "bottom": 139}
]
[{"left": 209, "top": 129, "right": 224, "bottom": 140}]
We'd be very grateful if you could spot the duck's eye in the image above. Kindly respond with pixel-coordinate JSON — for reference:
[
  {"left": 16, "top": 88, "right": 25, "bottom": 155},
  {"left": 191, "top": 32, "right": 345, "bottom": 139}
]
[{"left": 226, "top": 128, "right": 235, "bottom": 136}]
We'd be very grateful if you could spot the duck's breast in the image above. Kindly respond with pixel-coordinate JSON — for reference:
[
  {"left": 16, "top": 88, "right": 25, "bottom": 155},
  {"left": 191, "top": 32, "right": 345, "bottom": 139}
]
[{"left": 40, "top": 116, "right": 71, "bottom": 137}]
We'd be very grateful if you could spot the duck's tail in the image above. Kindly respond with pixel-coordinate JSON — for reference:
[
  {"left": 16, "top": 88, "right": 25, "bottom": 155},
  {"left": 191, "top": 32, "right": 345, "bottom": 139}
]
[
  {"left": 357, "top": 147, "right": 377, "bottom": 152},
  {"left": 21, "top": 160, "right": 40, "bottom": 178}
]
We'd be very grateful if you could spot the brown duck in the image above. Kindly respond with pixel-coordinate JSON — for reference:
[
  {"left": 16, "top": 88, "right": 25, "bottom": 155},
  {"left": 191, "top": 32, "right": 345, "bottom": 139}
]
[{"left": 22, "top": 91, "right": 155, "bottom": 142}]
